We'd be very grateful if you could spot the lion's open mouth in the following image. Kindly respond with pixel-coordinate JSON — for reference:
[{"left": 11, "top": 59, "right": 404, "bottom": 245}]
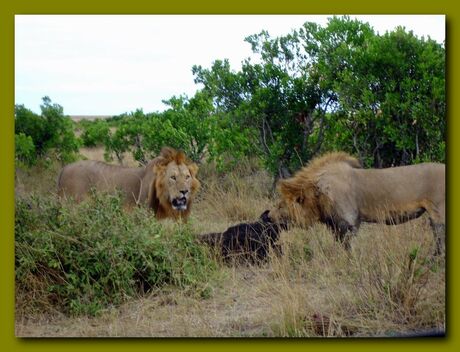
[{"left": 172, "top": 197, "right": 187, "bottom": 211}]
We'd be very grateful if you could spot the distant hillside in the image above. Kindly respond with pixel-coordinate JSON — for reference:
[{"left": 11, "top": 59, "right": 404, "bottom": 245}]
[{"left": 70, "top": 115, "right": 112, "bottom": 121}]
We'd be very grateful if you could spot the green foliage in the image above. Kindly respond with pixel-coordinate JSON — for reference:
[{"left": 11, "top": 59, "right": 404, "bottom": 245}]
[
  {"left": 15, "top": 96, "right": 80, "bottom": 165},
  {"left": 193, "top": 16, "right": 445, "bottom": 175},
  {"left": 203, "top": 112, "right": 255, "bottom": 171},
  {"left": 15, "top": 16, "right": 445, "bottom": 178},
  {"left": 103, "top": 113, "right": 139, "bottom": 163},
  {"left": 101, "top": 108, "right": 190, "bottom": 164},
  {"left": 15, "top": 193, "right": 219, "bottom": 316},
  {"left": 316, "top": 23, "right": 445, "bottom": 167},
  {"left": 80, "top": 119, "right": 110, "bottom": 147},
  {"left": 15, "top": 133, "right": 36, "bottom": 166},
  {"left": 14, "top": 105, "right": 47, "bottom": 154},
  {"left": 98, "top": 95, "right": 252, "bottom": 170}
]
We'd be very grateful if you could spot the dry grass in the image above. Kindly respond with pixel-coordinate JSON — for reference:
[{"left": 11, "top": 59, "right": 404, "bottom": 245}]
[
  {"left": 80, "top": 146, "right": 138, "bottom": 167},
  {"left": 15, "top": 147, "right": 445, "bottom": 337}
]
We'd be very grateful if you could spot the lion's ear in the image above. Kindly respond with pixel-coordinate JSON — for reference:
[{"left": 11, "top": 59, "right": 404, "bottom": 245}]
[
  {"left": 187, "top": 163, "right": 200, "bottom": 194},
  {"left": 278, "top": 179, "right": 303, "bottom": 200},
  {"left": 187, "top": 162, "right": 199, "bottom": 178}
]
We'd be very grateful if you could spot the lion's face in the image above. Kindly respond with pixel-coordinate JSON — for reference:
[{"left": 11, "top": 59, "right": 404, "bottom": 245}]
[
  {"left": 155, "top": 160, "right": 199, "bottom": 212},
  {"left": 165, "top": 162, "right": 194, "bottom": 211},
  {"left": 268, "top": 178, "right": 320, "bottom": 228},
  {"left": 268, "top": 199, "right": 305, "bottom": 226}
]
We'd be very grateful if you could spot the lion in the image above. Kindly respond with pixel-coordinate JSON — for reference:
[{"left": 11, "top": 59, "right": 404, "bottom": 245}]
[
  {"left": 57, "top": 147, "right": 200, "bottom": 221},
  {"left": 268, "top": 152, "right": 445, "bottom": 255}
]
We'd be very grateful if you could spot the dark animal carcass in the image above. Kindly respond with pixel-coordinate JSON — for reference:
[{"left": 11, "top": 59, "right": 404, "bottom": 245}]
[{"left": 199, "top": 210, "right": 287, "bottom": 263}]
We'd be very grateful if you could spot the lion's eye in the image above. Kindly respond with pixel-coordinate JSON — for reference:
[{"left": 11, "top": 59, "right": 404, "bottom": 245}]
[
  {"left": 186, "top": 175, "right": 191, "bottom": 180},
  {"left": 170, "top": 176, "right": 176, "bottom": 181}
]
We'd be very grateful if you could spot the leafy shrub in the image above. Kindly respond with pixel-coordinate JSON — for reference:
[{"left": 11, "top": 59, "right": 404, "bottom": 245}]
[
  {"left": 15, "top": 193, "right": 218, "bottom": 316},
  {"left": 99, "top": 96, "right": 253, "bottom": 169},
  {"left": 15, "top": 96, "right": 80, "bottom": 164},
  {"left": 15, "top": 133, "right": 36, "bottom": 166},
  {"left": 80, "top": 119, "right": 110, "bottom": 147},
  {"left": 14, "top": 105, "right": 47, "bottom": 153}
]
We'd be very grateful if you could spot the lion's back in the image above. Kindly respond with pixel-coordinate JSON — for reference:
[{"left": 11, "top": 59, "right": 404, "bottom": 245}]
[
  {"left": 57, "top": 160, "right": 142, "bottom": 201},
  {"left": 282, "top": 153, "right": 445, "bottom": 223},
  {"left": 351, "top": 162, "right": 444, "bottom": 203},
  {"left": 57, "top": 160, "right": 98, "bottom": 199}
]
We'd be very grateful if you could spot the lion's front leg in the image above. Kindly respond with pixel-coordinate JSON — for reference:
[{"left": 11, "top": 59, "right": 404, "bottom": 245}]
[
  {"left": 326, "top": 218, "right": 359, "bottom": 251},
  {"left": 333, "top": 226, "right": 358, "bottom": 251}
]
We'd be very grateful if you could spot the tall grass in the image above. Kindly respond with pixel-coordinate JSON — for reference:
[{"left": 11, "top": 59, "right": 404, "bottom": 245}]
[
  {"left": 15, "top": 149, "right": 445, "bottom": 336},
  {"left": 262, "top": 222, "right": 445, "bottom": 337},
  {"left": 194, "top": 158, "right": 275, "bottom": 227}
]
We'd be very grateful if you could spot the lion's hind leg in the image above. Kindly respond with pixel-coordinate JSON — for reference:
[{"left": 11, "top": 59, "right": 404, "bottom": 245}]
[
  {"left": 429, "top": 219, "right": 445, "bottom": 256},
  {"left": 427, "top": 201, "right": 445, "bottom": 256}
]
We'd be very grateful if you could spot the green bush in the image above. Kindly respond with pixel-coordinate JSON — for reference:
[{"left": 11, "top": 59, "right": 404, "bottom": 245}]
[
  {"left": 15, "top": 96, "right": 80, "bottom": 164},
  {"left": 15, "top": 133, "right": 36, "bottom": 166},
  {"left": 15, "top": 193, "right": 218, "bottom": 316},
  {"left": 14, "top": 105, "right": 47, "bottom": 153},
  {"left": 80, "top": 119, "right": 110, "bottom": 147}
]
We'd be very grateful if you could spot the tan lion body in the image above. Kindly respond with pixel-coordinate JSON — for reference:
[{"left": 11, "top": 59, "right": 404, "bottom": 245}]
[
  {"left": 270, "top": 152, "right": 445, "bottom": 254},
  {"left": 57, "top": 147, "right": 200, "bottom": 221},
  {"left": 57, "top": 160, "right": 153, "bottom": 204}
]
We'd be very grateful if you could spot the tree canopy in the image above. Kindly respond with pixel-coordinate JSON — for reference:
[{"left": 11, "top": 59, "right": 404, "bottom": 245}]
[
  {"left": 15, "top": 17, "right": 445, "bottom": 179},
  {"left": 193, "top": 16, "right": 445, "bottom": 176}
]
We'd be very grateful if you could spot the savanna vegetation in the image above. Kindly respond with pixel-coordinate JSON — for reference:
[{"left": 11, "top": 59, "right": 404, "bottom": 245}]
[{"left": 15, "top": 16, "right": 445, "bottom": 337}]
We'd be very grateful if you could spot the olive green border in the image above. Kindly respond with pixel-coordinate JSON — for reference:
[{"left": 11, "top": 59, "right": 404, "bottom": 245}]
[{"left": 1, "top": 0, "right": 457, "bottom": 351}]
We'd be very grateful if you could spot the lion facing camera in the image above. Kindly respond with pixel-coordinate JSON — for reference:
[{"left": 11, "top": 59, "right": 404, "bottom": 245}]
[{"left": 57, "top": 147, "right": 200, "bottom": 221}]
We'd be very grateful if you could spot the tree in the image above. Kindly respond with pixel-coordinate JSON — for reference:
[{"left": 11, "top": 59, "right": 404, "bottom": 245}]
[
  {"left": 15, "top": 105, "right": 47, "bottom": 155},
  {"left": 317, "top": 23, "right": 445, "bottom": 166},
  {"left": 80, "top": 119, "right": 110, "bottom": 148},
  {"left": 15, "top": 96, "right": 80, "bottom": 165},
  {"left": 193, "top": 29, "right": 329, "bottom": 180},
  {"left": 192, "top": 16, "right": 445, "bottom": 178}
]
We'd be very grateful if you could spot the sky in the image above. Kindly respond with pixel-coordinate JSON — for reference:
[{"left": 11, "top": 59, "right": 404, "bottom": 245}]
[{"left": 15, "top": 15, "right": 445, "bottom": 116}]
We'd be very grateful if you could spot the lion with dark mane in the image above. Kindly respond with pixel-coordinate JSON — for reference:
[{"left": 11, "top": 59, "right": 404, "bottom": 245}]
[
  {"left": 57, "top": 147, "right": 200, "bottom": 221},
  {"left": 268, "top": 152, "right": 445, "bottom": 254}
]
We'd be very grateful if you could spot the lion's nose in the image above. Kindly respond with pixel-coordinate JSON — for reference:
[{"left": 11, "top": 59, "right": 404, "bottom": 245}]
[{"left": 180, "top": 190, "right": 189, "bottom": 197}]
